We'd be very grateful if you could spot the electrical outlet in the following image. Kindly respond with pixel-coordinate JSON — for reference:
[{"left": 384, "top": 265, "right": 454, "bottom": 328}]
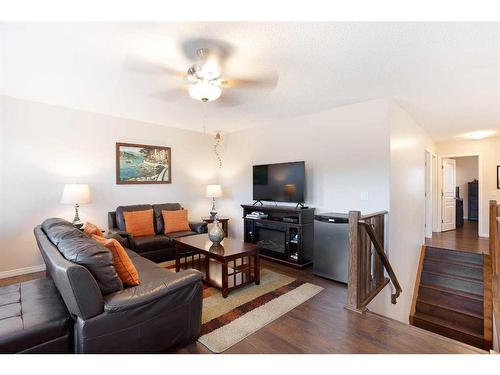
[{"left": 360, "top": 192, "right": 369, "bottom": 201}]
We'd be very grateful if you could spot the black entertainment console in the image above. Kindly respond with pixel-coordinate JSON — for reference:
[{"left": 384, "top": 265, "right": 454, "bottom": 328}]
[{"left": 241, "top": 204, "right": 314, "bottom": 269}]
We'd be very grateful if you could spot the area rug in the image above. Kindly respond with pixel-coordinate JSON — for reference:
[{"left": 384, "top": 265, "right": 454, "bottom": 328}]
[{"left": 160, "top": 261, "right": 323, "bottom": 353}]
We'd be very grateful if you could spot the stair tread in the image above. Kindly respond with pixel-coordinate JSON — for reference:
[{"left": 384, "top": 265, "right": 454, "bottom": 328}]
[
  {"left": 417, "top": 299, "right": 483, "bottom": 320},
  {"left": 419, "top": 283, "right": 483, "bottom": 301},
  {"left": 422, "top": 269, "right": 484, "bottom": 284},
  {"left": 423, "top": 260, "right": 483, "bottom": 282},
  {"left": 426, "top": 246, "right": 483, "bottom": 258},
  {"left": 412, "top": 312, "right": 484, "bottom": 339},
  {"left": 425, "top": 247, "right": 483, "bottom": 264},
  {"left": 425, "top": 255, "right": 484, "bottom": 270}
]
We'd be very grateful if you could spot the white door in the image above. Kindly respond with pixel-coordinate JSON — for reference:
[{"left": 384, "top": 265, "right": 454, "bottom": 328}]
[{"left": 441, "top": 158, "right": 456, "bottom": 232}]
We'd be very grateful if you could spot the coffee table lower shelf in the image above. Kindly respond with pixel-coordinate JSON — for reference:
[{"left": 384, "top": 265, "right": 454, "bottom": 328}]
[{"left": 175, "top": 248, "right": 260, "bottom": 298}]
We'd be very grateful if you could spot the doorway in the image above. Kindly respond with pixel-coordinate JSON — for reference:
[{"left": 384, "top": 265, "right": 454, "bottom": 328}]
[{"left": 426, "top": 154, "right": 485, "bottom": 253}]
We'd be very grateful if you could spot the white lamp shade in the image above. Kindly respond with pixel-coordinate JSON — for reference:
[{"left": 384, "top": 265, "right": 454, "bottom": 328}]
[
  {"left": 189, "top": 81, "right": 222, "bottom": 102},
  {"left": 60, "top": 184, "right": 91, "bottom": 205},
  {"left": 206, "top": 184, "right": 222, "bottom": 198}
]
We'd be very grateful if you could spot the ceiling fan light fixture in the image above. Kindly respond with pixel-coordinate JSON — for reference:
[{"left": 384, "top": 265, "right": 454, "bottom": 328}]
[{"left": 189, "top": 81, "right": 222, "bottom": 102}]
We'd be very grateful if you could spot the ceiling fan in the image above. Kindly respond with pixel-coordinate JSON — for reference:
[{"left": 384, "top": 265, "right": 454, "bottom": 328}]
[{"left": 125, "top": 38, "right": 278, "bottom": 106}]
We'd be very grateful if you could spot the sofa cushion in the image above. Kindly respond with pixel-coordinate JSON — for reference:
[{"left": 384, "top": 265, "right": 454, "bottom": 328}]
[
  {"left": 133, "top": 235, "right": 174, "bottom": 253},
  {"left": 92, "top": 235, "right": 140, "bottom": 287},
  {"left": 42, "top": 218, "right": 123, "bottom": 295},
  {"left": 83, "top": 222, "right": 104, "bottom": 237},
  {"left": 162, "top": 209, "right": 191, "bottom": 234},
  {"left": 115, "top": 204, "right": 153, "bottom": 231},
  {"left": 152, "top": 203, "right": 182, "bottom": 234},
  {"left": 0, "top": 278, "right": 72, "bottom": 353},
  {"left": 123, "top": 209, "right": 155, "bottom": 237},
  {"left": 166, "top": 231, "right": 197, "bottom": 239}
]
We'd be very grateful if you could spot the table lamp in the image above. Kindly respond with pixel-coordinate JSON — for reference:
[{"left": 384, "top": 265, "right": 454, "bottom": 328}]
[
  {"left": 206, "top": 184, "right": 222, "bottom": 219},
  {"left": 60, "top": 184, "right": 91, "bottom": 228}
]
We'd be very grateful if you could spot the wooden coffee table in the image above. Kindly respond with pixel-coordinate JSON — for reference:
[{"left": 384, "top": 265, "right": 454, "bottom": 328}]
[{"left": 174, "top": 234, "right": 260, "bottom": 298}]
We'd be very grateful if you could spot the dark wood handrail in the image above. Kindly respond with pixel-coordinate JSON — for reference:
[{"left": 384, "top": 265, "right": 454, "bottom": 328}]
[
  {"left": 346, "top": 210, "right": 401, "bottom": 312},
  {"left": 359, "top": 220, "right": 402, "bottom": 304}
]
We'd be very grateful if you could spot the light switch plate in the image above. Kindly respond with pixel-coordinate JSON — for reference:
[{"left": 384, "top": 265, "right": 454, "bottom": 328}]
[{"left": 360, "top": 192, "right": 369, "bottom": 201}]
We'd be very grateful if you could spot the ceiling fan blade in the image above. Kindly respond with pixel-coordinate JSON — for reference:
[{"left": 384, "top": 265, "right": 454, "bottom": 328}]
[
  {"left": 221, "top": 71, "right": 279, "bottom": 90},
  {"left": 124, "top": 56, "right": 185, "bottom": 78}
]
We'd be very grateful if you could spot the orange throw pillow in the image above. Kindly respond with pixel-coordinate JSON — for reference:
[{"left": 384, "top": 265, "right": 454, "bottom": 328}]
[
  {"left": 92, "top": 234, "right": 140, "bottom": 286},
  {"left": 162, "top": 209, "right": 191, "bottom": 234},
  {"left": 84, "top": 222, "right": 104, "bottom": 237},
  {"left": 123, "top": 209, "right": 155, "bottom": 237}
]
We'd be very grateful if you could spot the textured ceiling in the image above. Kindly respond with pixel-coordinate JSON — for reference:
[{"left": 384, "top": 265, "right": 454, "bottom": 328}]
[{"left": 1, "top": 22, "right": 499, "bottom": 140}]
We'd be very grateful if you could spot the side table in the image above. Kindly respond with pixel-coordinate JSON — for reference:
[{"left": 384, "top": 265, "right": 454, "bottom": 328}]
[{"left": 202, "top": 217, "right": 229, "bottom": 237}]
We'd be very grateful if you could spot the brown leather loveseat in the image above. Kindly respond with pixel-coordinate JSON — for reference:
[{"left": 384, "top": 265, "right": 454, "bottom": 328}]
[{"left": 108, "top": 203, "right": 207, "bottom": 263}]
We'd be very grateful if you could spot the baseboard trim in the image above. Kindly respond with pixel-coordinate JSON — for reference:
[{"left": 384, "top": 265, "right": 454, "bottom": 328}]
[{"left": 0, "top": 264, "right": 46, "bottom": 279}]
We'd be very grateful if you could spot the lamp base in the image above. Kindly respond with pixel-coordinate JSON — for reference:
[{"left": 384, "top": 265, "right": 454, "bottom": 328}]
[
  {"left": 73, "top": 203, "right": 84, "bottom": 229},
  {"left": 209, "top": 197, "right": 218, "bottom": 219}
]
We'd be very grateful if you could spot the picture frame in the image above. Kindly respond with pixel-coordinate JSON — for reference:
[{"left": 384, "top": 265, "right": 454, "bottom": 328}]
[
  {"left": 116, "top": 142, "right": 171, "bottom": 184},
  {"left": 497, "top": 165, "right": 500, "bottom": 189}
]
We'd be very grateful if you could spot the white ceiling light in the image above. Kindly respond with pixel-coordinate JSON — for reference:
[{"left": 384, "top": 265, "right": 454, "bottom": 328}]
[
  {"left": 188, "top": 81, "right": 222, "bottom": 102},
  {"left": 464, "top": 130, "right": 497, "bottom": 140}
]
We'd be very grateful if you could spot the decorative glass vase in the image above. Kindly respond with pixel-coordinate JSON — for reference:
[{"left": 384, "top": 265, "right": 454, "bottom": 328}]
[{"left": 208, "top": 220, "right": 225, "bottom": 246}]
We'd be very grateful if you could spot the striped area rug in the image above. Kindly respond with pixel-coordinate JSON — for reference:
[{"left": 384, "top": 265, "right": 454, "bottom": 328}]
[{"left": 160, "top": 261, "right": 323, "bottom": 353}]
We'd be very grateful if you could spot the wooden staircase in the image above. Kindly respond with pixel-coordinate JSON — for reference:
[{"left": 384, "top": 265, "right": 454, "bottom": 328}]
[{"left": 410, "top": 246, "right": 486, "bottom": 349}]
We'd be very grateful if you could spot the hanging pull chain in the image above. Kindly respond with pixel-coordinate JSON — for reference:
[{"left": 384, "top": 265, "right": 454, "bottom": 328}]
[{"left": 214, "top": 132, "right": 222, "bottom": 169}]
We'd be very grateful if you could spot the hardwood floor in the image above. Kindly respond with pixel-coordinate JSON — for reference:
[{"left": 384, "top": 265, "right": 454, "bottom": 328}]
[
  {"left": 0, "top": 262, "right": 485, "bottom": 353},
  {"left": 174, "top": 260, "right": 485, "bottom": 354},
  {"left": 425, "top": 221, "right": 488, "bottom": 254},
  {"left": 0, "top": 271, "right": 45, "bottom": 287}
]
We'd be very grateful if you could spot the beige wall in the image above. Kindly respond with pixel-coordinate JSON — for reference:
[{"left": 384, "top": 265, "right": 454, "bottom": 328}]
[
  {"left": 368, "top": 101, "right": 435, "bottom": 323},
  {"left": 452, "top": 156, "right": 479, "bottom": 219},
  {"left": 218, "top": 99, "right": 392, "bottom": 240},
  {"left": 0, "top": 96, "right": 217, "bottom": 276},
  {"left": 436, "top": 136, "right": 500, "bottom": 237}
]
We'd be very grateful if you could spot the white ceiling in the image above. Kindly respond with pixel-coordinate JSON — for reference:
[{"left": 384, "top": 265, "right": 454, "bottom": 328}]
[{"left": 1, "top": 22, "right": 499, "bottom": 140}]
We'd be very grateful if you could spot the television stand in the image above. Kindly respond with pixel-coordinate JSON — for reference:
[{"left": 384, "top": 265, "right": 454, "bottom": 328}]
[
  {"left": 252, "top": 200, "right": 264, "bottom": 206},
  {"left": 295, "top": 202, "right": 307, "bottom": 209},
  {"left": 242, "top": 204, "right": 314, "bottom": 268}
]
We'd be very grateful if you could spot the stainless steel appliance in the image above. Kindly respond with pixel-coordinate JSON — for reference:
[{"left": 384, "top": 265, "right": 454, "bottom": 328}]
[{"left": 313, "top": 213, "right": 349, "bottom": 283}]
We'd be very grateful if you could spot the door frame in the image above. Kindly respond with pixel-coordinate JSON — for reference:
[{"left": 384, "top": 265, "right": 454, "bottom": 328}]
[
  {"left": 437, "top": 153, "right": 483, "bottom": 237},
  {"left": 425, "top": 150, "right": 435, "bottom": 238}
]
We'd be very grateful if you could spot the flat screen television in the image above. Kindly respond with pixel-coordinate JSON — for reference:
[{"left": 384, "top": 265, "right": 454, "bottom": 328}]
[{"left": 253, "top": 161, "right": 305, "bottom": 203}]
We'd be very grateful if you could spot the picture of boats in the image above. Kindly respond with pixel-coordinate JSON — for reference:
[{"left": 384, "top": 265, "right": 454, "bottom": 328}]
[{"left": 116, "top": 143, "right": 171, "bottom": 184}]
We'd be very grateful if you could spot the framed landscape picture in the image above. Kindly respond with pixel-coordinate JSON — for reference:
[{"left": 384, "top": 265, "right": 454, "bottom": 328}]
[{"left": 116, "top": 142, "right": 171, "bottom": 184}]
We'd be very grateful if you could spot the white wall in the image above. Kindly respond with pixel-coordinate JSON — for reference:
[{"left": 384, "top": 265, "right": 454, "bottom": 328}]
[
  {"left": 436, "top": 137, "right": 500, "bottom": 237},
  {"left": 218, "top": 99, "right": 391, "bottom": 239},
  {"left": 218, "top": 99, "right": 432, "bottom": 323},
  {"left": 0, "top": 96, "right": 217, "bottom": 275},
  {"left": 368, "top": 101, "right": 434, "bottom": 323},
  {"left": 1, "top": 95, "right": 433, "bottom": 325},
  {"left": 452, "top": 156, "right": 479, "bottom": 219}
]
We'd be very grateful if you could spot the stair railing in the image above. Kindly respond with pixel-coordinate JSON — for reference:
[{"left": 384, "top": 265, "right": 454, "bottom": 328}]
[
  {"left": 346, "top": 210, "right": 402, "bottom": 312},
  {"left": 488, "top": 200, "right": 500, "bottom": 351}
]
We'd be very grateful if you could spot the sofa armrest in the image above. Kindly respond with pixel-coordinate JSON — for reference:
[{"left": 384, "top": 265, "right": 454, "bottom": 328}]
[
  {"left": 103, "top": 269, "right": 202, "bottom": 313},
  {"left": 189, "top": 221, "right": 208, "bottom": 234},
  {"left": 108, "top": 228, "right": 132, "bottom": 239},
  {"left": 107, "top": 228, "right": 134, "bottom": 248}
]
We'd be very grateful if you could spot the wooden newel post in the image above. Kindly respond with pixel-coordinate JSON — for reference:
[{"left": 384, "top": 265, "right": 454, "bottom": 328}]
[
  {"left": 346, "top": 210, "right": 361, "bottom": 312},
  {"left": 490, "top": 200, "right": 499, "bottom": 275}
]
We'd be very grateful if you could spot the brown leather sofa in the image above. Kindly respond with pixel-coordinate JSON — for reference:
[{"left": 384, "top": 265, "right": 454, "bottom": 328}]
[
  {"left": 108, "top": 203, "right": 207, "bottom": 263},
  {"left": 31, "top": 218, "right": 203, "bottom": 353}
]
